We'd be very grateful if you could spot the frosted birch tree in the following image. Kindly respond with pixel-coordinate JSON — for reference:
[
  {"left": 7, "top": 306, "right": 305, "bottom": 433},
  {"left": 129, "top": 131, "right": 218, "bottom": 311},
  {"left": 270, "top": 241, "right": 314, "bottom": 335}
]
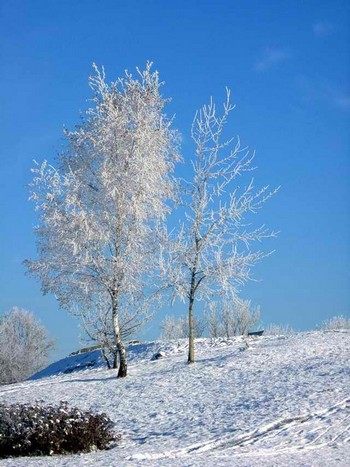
[
  {"left": 161, "top": 90, "right": 278, "bottom": 363},
  {"left": 25, "top": 63, "right": 179, "bottom": 377}
]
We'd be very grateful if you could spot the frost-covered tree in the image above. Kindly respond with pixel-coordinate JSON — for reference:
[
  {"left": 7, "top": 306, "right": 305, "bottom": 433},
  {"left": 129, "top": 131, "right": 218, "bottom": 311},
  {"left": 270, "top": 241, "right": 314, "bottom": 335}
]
[
  {"left": 206, "top": 298, "right": 260, "bottom": 339},
  {"left": 0, "top": 307, "right": 55, "bottom": 385},
  {"left": 205, "top": 304, "right": 222, "bottom": 340},
  {"left": 160, "top": 315, "right": 182, "bottom": 340},
  {"left": 178, "top": 315, "right": 205, "bottom": 339},
  {"left": 25, "top": 63, "right": 179, "bottom": 377},
  {"left": 233, "top": 299, "right": 260, "bottom": 336},
  {"left": 220, "top": 300, "right": 239, "bottom": 338},
  {"left": 160, "top": 314, "right": 205, "bottom": 340},
  {"left": 161, "top": 90, "right": 278, "bottom": 363},
  {"left": 320, "top": 315, "right": 350, "bottom": 331}
]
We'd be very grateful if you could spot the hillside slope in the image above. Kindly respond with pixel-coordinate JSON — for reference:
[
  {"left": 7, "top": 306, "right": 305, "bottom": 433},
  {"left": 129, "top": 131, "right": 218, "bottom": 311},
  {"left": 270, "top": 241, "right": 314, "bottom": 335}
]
[{"left": 1, "top": 331, "right": 349, "bottom": 466}]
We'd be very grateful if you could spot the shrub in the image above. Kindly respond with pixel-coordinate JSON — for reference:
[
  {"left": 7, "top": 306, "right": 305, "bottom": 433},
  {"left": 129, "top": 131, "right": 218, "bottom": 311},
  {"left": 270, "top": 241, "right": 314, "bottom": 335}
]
[{"left": 0, "top": 401, "right": 119, "bottom": 458}]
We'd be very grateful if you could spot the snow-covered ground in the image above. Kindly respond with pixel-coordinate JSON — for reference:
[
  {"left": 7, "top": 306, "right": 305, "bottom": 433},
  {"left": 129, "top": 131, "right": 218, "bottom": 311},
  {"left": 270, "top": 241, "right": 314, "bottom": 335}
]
[{"left": 1, "top": 331, "right": 349, "bottom": 466}]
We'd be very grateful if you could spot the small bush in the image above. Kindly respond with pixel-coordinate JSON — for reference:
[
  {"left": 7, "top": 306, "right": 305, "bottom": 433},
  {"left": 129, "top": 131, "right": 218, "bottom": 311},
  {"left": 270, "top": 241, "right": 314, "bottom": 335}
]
[{"left": 0, "top": 401, "right": 119, "bottom": 458}]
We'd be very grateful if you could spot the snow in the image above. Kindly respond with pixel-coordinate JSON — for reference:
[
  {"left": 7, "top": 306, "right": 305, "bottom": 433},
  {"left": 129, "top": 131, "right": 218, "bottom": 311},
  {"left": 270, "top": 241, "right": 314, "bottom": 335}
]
[{"left": 1, "top": 331, "right": 349, "bottom": 466}]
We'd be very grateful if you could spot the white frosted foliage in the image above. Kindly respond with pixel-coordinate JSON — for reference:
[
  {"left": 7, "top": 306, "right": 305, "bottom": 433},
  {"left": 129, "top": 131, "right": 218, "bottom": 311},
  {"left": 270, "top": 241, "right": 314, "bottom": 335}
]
[{"left": 25, "top": 63, "right": 180, "bottom": 377}]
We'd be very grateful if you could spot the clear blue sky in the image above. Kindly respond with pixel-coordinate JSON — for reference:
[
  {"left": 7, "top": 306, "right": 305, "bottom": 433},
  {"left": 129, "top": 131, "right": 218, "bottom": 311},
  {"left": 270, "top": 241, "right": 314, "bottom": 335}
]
[{"left": 1, "top": 0, "right": 349, "bottom": 361}]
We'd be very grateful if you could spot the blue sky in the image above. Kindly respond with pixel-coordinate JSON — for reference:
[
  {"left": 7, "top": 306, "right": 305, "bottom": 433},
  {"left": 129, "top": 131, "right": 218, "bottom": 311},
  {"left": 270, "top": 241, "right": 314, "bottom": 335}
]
[{"left": 1, "top": 0, "right": 349, "bottom": 361}]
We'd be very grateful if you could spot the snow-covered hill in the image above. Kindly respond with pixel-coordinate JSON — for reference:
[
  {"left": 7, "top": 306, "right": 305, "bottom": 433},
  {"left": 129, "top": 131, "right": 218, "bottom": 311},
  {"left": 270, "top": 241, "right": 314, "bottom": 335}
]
[{"left": 1, "top": 331, "right": 349, "bottom": 466}]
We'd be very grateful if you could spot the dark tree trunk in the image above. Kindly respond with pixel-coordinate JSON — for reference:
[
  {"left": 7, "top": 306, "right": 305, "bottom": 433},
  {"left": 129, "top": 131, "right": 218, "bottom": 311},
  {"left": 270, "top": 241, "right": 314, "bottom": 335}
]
[
  {"left": 188, "top": 297, "right": 195, "bottom": 363},
  {"left": 101, "top": 348, "right": 112, "bottom": 369},
  {"left": 188, "top": 269, "right": 196, "bottom": 364}
]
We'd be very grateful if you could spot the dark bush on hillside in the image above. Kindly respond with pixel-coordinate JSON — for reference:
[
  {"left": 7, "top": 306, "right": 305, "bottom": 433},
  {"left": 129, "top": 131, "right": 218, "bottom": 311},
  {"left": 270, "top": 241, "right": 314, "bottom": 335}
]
[{"left": 0, "top": 401, "right": 119, "bottom": 458}]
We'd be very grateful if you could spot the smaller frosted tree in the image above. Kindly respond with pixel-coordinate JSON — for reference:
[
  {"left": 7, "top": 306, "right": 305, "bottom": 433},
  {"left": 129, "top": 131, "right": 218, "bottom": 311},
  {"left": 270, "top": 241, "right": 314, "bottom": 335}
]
[
  {"left": 160, "top": 315, "right": 182, "bottom": 340},
  {"left": 0, "top": 308, "right": 55, "bottom": 385},
  {"left": 320, "top": 315, "right": 350, "bottom": 331},
  {"left": 160, "top": 315, "right": 205, "bottom": 340},
  {"left": 206, "top": 297, "right": 260, "bottom": 339},
  {"left": 178, "top": 315, "right": 205, "bottom": 339},
  {"left": 220, "top": 300, "right": 239, "bottom": 338},
  {"left": 233, "top": 299, "right": 260, "bottom": 336},
  {"left": 161, "top": 90, "right": 278, "bottom": 363},
  {"left": 205, "top": 304, "right": 222, "bottom": 340}
]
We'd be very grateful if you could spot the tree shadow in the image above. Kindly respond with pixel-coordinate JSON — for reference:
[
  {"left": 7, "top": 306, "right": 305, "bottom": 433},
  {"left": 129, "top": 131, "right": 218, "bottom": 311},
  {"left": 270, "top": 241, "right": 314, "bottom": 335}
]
[{"left": 58, "top": 375, "right": 117, "bottom": 384}]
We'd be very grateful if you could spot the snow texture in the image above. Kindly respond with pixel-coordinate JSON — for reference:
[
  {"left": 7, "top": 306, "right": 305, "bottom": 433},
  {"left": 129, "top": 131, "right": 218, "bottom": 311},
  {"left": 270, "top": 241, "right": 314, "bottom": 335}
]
[{"left": 1, "top": 331, "right": 349, "bottom": 466}]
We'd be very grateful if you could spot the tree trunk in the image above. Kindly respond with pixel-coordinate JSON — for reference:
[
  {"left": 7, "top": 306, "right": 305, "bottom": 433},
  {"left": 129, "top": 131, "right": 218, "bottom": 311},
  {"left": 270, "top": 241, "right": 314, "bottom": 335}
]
[
  {"left": 188, "top": 296, "right": 195, "bottom": 363},
  {"left": 112, "top": 296, "right": 127, "bottom": 378},
  {"left": 116, "top": 341, "right": 127, "bottom": 377},
  {"left": 101, "top": 348, "right": 112, "bottom": 369},
  {"left": 112, "top": 351, "right": 118, "bottom": 369},
  {"left": 188, "top": 269, "right": 196, "bottom": 364}
]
